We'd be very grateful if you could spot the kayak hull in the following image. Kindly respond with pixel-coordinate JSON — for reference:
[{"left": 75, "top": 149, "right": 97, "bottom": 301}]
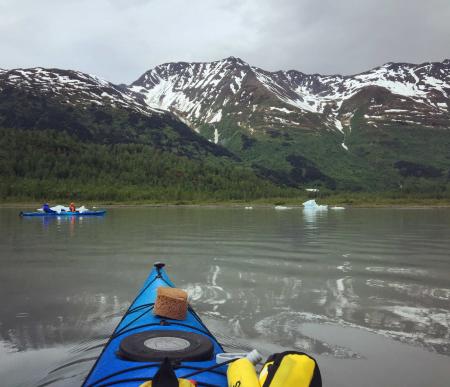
[
  {"left": 20, "top": 210, "right": 106, "bottom": 217},
  {"left": 82, "top": 264, "right": 227, "bottom": 387}
]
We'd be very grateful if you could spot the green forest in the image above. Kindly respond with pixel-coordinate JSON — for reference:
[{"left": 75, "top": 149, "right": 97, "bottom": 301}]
[
  {"left": 1, "top": 86, "right": 450, "bottom": 205},
  {"left": 2, "top": 126, "right": 450, "bottom": 204},
  {"left": 0, "top": 127, "right": 296, "bottom": 202}
]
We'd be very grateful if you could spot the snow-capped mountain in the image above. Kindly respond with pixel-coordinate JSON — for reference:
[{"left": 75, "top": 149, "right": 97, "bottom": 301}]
[
  {"left": 4, "top": 59, "right": 449, "bottom": 142},
  {"left": 129, "top": 57, "right": 258, "bottom": 126},
  {"left": 1, "top": 59, "right": 449, "bottom": 191},
  {"left": 0, "top": 66, "right": 236, "bottom": 159},
  {"left": 129, "top": 57, "right": 450, "bottom": 148},
  {"left": 0, "top": 67, "right": 162, "bottom": 117}
]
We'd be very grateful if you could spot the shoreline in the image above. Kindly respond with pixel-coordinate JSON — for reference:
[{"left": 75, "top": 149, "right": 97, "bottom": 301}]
[{"left": 2, "top": 200, "right": 450, "bottom": 209}]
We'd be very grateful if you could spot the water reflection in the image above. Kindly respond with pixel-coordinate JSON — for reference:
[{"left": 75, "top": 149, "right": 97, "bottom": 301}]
[
  {"left": 0, "top": 290, "right": 127, "bottom": 387},
  {"left": 302, "top": 208, "right": 328, "bottom": 229},
  {"left": 21, "top": 215, "right": 104, "bottom": 236},
  {"left": 0, "top": 293, "right": 122, "bottom": 351},
  {"left": 203, "top": 261, "right": 450, "bottom": 357}
]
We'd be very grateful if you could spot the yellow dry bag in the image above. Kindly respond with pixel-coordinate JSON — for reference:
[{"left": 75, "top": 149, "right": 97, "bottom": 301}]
[
  {"left": 259, "top": 351, "right": 322, "bottom": 387},
  {"left": 226, "top": 357, "right": 261, "bottom": 387}
]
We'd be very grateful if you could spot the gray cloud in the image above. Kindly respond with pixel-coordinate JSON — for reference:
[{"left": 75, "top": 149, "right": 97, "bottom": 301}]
[{"left": 0, "top": 0, "right": 449, "bottom": 83}]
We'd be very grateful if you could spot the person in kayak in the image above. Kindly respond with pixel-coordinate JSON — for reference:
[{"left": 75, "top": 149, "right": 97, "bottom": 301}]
[
  {"left": 42, "top": 203, "right": 56, "bottom": 213},
  {"left": 69, "top": 202, "right": 76, "bottom": 212}
]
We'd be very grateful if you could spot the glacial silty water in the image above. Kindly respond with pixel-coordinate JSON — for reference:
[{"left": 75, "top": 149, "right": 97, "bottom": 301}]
[{"left": 0, "top": 206, "right": 449, "bottom": 386}]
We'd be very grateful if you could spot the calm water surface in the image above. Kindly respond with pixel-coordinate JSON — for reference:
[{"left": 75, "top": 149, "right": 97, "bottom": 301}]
[{"left": 0, "top": 207, "right": 449, "bottom": 386}]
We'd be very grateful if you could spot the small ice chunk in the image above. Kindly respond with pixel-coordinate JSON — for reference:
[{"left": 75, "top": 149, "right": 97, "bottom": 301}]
[{"left": 302, "top": 199, "right": 328, "bottom": 210}]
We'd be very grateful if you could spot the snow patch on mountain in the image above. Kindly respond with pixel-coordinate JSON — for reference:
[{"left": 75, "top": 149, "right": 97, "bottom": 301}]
[
  {"left": 214, "top": 128, "right": 220, "bottom": 144},
  {"left": 209, "top": 110, "right": 222, "bottom": 123},
  {"left": 269, "top": 106, "right": 294, "bottom": 114}
]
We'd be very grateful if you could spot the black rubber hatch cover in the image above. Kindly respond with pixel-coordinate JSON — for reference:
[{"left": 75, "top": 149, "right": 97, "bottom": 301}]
[{"left": 118, "top": 330, "right": 214, "bottom": 362}]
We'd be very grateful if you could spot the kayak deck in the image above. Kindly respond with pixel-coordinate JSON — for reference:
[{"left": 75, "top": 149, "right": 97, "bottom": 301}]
[
  {"left": 82, "top": 263, "right": 227, "bottom": 387},
  {"left": 20, "top": 210, "right": 106, "bottom": 217}
]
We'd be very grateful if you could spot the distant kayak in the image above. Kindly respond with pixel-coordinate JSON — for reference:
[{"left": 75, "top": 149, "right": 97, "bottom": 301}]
[{"left": 20, "top": 210, "right": 106, "bottom": 217}]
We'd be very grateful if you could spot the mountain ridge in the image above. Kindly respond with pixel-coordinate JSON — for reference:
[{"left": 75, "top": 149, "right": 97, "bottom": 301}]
[
  {"left": 1, "top": 58, "right": 450, "bottom": 196},
  {"left": 129, "top": 57, "right": 450, "bottom": 150},
  {"left": 133, "top": 56, "right": 450, "bottom": 78},
  {"left": 4, "top": 57, "right": 450, "bottom": 135}
]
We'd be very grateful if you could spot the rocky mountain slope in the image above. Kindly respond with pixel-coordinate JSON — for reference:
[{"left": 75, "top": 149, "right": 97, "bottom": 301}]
[
  {"left": 0, "top": 67, "right": 234, "bottom": 154},
  {"left": 129, "top": 57, "right": 450, "bottom": 149},
  {"left": 0, "top": 67, "right": 159, "bottom": 116}
]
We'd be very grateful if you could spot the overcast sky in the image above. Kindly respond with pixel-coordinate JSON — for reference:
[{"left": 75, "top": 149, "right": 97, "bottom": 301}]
[{"left": 1, "top": 0, "right": 449, "bottom": 83}]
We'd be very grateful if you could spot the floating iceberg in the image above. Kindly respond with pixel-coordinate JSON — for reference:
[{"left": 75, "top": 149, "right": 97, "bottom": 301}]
[
  {"left": 330, "top": 206, "right": 345, "bottom": 210},
  {"left": 302, "top": 199, "right": 328, "bottom": 211},
  {"left": 274, "top": 205, "right": 292, "bottom": 210}
]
